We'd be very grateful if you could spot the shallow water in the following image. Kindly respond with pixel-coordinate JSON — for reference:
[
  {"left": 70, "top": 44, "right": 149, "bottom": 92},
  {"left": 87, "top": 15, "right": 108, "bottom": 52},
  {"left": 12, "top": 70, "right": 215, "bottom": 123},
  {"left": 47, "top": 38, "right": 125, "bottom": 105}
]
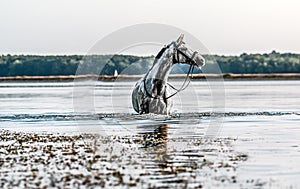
[{"left": 0, "top": 80, "right": 299, "bottom": 188}]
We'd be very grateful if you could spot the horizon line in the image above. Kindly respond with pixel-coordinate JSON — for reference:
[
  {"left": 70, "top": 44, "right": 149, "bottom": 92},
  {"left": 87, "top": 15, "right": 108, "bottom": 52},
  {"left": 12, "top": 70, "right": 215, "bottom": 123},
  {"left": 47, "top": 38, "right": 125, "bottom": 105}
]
[{"left": 1, "top": 50, "right": 300, "bottom": 57}]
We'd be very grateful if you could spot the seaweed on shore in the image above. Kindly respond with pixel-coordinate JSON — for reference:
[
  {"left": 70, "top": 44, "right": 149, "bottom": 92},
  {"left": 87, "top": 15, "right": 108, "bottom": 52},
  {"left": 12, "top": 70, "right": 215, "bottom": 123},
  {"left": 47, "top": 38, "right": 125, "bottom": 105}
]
[{"left": 0, "top": 130, "right": 261, "bottom": 188}]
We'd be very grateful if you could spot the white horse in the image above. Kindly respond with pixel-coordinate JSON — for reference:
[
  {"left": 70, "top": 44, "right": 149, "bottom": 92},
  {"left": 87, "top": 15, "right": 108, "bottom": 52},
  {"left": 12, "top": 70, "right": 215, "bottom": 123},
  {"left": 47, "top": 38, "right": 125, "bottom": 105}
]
[{"left": 131, "top": 34, "right": 205, "bottom": 115}]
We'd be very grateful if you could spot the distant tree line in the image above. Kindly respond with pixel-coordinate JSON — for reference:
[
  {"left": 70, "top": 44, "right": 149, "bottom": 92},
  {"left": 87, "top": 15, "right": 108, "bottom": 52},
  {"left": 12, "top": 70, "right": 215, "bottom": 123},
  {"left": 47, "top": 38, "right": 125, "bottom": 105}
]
[
  {"left": 204, "top": 51, "right": 300, "bottom": 74},
  {"left": 0, "top": 51, "right": 299, "bottom": 76}
]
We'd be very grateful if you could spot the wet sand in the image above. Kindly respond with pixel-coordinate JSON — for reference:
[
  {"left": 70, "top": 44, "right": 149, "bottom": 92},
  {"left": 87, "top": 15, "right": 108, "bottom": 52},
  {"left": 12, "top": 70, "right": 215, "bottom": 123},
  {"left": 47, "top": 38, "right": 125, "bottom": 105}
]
[{"left": 0, "top": 129, "right": 254, "bottom": 188}]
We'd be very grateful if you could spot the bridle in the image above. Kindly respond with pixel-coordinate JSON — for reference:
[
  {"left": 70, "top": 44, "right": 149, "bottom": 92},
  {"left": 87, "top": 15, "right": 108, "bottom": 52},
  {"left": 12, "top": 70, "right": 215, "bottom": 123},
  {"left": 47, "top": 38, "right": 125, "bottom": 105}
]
[{"left": 143, "top": 44, "right": 198, "bottom": 100}]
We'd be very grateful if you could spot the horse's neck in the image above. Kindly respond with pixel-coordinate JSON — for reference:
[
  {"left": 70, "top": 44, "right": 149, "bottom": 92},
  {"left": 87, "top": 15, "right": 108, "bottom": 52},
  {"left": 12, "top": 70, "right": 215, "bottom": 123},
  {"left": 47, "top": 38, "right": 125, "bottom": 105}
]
[
  {"left": 147, "top": 46, "right": 174, "bottom": 81},
  {"left": 144, "top": 48, "right": 174, "bottom": 95},
  {"left": 147, "top": 59, "right": 172, "bottom": 82}
]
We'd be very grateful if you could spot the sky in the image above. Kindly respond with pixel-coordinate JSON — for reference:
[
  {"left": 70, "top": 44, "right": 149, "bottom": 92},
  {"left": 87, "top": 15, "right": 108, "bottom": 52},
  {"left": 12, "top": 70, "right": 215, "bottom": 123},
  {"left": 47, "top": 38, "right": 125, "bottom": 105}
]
[{"left": 0, "top": 0, "right": 299, "bottom": 55}]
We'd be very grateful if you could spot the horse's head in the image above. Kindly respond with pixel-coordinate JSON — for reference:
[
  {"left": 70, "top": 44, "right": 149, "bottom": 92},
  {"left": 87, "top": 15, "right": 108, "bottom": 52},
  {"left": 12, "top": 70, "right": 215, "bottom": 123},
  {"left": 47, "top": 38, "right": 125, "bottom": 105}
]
[{"left": 173, "top": 34, "right": 205, "bottom": 68}]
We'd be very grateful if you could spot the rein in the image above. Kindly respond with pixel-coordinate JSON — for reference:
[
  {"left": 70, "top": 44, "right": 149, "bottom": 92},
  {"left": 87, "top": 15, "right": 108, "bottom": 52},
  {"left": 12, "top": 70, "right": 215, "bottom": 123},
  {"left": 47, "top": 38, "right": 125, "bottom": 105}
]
[
  {"left": 143, "top": 47, "right": 197, "bottom": 100},
  {"left": 165, "top": 63, "right": 195, "bottom": 99}
]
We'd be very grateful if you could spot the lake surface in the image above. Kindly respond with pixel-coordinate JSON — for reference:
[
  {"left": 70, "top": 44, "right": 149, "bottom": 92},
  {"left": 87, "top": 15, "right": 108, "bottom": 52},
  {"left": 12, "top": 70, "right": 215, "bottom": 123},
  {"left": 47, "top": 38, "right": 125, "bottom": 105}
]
[{"left": 0, "top": 80, "right": 299, "bottom": 188}]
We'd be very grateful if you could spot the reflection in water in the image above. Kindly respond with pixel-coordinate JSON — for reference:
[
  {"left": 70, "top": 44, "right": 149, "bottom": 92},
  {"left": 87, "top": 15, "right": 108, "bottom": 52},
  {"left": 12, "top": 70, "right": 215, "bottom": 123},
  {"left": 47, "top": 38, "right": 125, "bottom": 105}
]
[
  {"left": 140, "top": 124, "right": 169, "bottom": 148},
  {"left": 128, "top": 123, "right": 243, "bottom": 188},
  {"left": 139, "top": 124, "right": 170, "bottom": 171}
]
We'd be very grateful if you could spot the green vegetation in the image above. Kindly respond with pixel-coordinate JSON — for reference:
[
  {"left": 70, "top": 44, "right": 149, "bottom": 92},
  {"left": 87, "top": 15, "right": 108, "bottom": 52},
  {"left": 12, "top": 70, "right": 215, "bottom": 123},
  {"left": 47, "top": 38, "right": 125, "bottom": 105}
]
[
  {"left": 204, "top": 51, "right": 300, "bottom": 74},
  {"left": 0, "top": 51, "right": 299, "bottom": 76}
]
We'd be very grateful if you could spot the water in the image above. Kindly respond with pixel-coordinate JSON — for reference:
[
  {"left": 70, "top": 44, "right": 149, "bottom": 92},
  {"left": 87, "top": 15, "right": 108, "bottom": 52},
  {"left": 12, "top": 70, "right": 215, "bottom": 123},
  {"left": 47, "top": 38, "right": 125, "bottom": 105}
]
[{"left": 0, "top": 80, "right": 299, "bottom": 188}]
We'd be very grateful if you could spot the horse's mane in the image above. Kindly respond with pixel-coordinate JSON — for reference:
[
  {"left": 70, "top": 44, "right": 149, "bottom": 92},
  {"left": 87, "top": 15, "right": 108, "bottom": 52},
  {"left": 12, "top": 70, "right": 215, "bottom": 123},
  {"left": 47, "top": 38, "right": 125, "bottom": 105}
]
[
  {"left": 152, "top": 42, "right": 173, "bottom": 66},
  {"left": 155, "top": 47, "right": 167, "bottom": 60}
]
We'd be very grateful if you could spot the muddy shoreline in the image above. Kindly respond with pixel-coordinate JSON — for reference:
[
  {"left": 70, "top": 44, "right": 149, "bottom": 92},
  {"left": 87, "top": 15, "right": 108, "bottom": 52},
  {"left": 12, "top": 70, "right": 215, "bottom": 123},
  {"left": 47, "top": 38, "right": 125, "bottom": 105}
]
[
  {"left": 0, "top": 73, "right": 300, "bottom": 82},
  {"left": 0, "top": 130, "right": 253, "bottom": 188}
]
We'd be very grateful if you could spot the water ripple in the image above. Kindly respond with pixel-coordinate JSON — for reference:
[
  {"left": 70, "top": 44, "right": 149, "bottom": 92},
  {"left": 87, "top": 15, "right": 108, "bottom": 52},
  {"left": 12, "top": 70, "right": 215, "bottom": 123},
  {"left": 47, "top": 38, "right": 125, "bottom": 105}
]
[{"left": 0, "top": 112, "right": 297, "bottom": 122}]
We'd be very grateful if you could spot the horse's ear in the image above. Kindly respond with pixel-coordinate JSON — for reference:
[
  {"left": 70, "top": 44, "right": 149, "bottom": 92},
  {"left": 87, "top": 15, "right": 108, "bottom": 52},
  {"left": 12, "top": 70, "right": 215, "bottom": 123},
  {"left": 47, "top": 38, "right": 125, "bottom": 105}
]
[{"left": 176, "top": 34, "right": 184, "bottom": 45}]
